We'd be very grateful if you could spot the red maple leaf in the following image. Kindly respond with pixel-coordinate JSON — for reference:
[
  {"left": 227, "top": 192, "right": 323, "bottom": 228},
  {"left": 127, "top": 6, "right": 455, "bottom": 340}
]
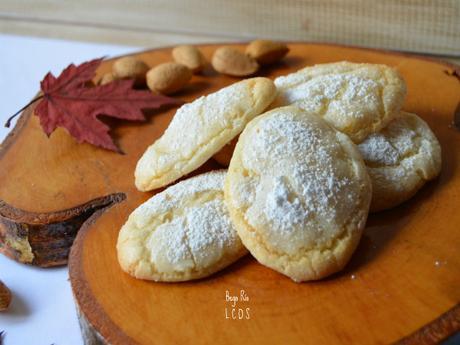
[{"left": 7, "top": 58, "right": 178, "bottom": 152}]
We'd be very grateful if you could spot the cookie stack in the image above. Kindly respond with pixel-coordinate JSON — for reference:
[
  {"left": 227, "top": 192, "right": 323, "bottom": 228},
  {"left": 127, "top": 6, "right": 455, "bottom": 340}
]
[{"left": 117, "top": 62, "right": 441, "bottom": 283}]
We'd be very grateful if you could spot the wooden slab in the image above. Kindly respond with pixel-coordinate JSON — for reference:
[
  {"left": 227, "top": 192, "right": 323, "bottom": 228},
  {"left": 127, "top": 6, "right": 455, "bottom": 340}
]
[
  {"left": 2, "top": 1, "right": 460, "bottom": 56},
  {"left": 1, "top": 43, "right": 459, "bottom": 344}
]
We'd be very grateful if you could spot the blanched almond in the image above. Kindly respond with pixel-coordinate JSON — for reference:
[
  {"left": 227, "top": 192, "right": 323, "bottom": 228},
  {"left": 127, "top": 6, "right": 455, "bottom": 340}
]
[
  {"left": 172, "top": 45, "right": 206, "bottom": 73},
  {"left": 113, "top": 56, "right": 149, "bottom": 86},
  {"left": 99, "top": 72, "right": 116, "bottom": 85},
  {"left": 246, "top": 40, "right": 289, "bottom": 65},
  {"left": 212, "top": 46, "right": 259, "bottom": 77},
  {"left": 146, "top": 62, "right": 192, "bottom": 95},
  {"left": 0, "top": 280, "right": 11, "bottom": 311}
]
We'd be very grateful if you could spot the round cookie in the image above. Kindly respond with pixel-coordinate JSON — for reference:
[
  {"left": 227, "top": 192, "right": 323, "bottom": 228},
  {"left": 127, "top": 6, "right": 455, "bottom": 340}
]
[
  {"left": 274, "top": 62, "right": 406, "bottom": 143},
  {"left": 135, "top": 77, "right": 277, "bottom": 191},
  {"left": 118, "top": 170, "right": 247, "bottom": 282},
  {"left": 358, "top": 111, "right": 441, "bottom": 212},
  {"left": 225, "top": 106, "right": 372, "bottom": 282}
]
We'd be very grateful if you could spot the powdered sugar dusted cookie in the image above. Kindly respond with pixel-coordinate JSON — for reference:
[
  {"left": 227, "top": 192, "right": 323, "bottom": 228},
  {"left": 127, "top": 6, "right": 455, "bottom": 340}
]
[
  {"left": 135, "top": 77, "right": 277, "bottom": 191},
  {"left": 274, "top": 62, "right": 406, "bottom": 143},
  {"left": 118, "top": 171, "right": 247, "bottom": 282},
  {"left": 225, "top": 106, "right": 372, "bottom": 282},
  {"left": 358, "top": 111, "right": 441, "bottom": 212}
]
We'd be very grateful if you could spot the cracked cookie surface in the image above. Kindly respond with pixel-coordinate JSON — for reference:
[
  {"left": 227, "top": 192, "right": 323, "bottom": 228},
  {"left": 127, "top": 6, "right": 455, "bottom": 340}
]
[
  {"left": 358, "top": 111, "right": 441, "bottom": 212},
  {"left": 225, "top": 106, "right": 372, "bottom": 282},
  {"left": 118, "top": 170, "right": 247, "bottom": 282},
  {"left": 274, "top": 62, "right": 406, "bottom": 143},
  {"left": 135, "top": 77, "right": 277, "bottom": 191}
]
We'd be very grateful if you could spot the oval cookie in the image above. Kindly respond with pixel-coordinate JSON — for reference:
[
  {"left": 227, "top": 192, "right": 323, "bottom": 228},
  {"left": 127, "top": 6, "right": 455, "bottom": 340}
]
[
  {"left": 274, "top": 62, "right": 406, "bottom": 143},
  {"left": 225, "top": 106, "right": 372, "bottom": 282},
  {"left": 118, "top": 170, "right": 247, "bottom": 282},
  {"left": 358, "top": 111, "right": 441, "bottom": 212},
  {"left": 135, "top": 77, "right": 277, "bottom": 191}
]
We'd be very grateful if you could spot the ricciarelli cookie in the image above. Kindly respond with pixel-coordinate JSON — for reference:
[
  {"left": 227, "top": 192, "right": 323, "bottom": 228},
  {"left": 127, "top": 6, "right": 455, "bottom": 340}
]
[
  {"left": 225, "top": 106, "right": 372, "bottom": 282},
  {"left": 118, "top": 170, "right": 247, "bottom": 282},
  {"left": 135, "top": 77, "right": 277, "bottom": 191},
  {"left": 358, "top": 111, "right": 441, "bottom": 212},
  {"left": 274, "top": 62, "right": 406, "bottom": 143}
]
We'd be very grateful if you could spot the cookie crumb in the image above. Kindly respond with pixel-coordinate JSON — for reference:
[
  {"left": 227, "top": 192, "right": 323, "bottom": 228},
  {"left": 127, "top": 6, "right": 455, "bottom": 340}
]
[{"left": 434, "top": 260, "right": 447, "bottom": 267}]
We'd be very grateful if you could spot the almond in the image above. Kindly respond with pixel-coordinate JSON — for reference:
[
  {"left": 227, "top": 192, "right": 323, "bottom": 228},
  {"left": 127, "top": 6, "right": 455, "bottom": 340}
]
[
  {"left": 99, "top": 72, "right": 116, "bottom": 85},
  {"left": 246, "top": 40, "right": 289, "bottom": 65},
  {"left": 146, "top": 62, "right": 192, "bottom": 95},
  {"left": 172, "top": 45, "right": 206, "bottom": 73},
  {"left": 112, "top": 56, "right": 149, "bottom": 86},
  {"left": 212, "top": 46, "right": 259, "bottom": 77},
  {"left": 0, "top": 280, "right": 11, "bottom": 311}
]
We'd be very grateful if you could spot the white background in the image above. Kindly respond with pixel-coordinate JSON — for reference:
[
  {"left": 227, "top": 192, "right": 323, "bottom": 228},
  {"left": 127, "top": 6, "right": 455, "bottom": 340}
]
[{"left": 0, "top": 34, "right": 138, "bottom": 345}]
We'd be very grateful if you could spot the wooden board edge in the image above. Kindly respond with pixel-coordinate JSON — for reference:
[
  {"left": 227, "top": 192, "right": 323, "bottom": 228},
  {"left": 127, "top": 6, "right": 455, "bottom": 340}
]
[
  {"left": 69, "top": 207, "right": 135, "bottom": 345},
  {"left": 398, "top": 303, "right": 460, "bottom": 345},
  {"left": 0, "top": 193, "right": 126, "bottom": 267},
  {"left": 75, "top": 294, "right": 108, "bottom": 345}
]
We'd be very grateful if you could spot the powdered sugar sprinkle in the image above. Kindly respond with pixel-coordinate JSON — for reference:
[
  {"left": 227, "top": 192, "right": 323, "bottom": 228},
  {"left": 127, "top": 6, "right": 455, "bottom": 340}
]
[{"left": 232, "top": 109, "right": 364, "bottom": 249}]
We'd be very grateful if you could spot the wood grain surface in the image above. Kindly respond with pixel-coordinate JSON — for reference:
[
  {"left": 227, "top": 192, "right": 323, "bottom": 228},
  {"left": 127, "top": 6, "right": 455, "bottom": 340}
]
[
  {"left": 1, "top": 0, "right": 459, "bottom": 57},
  {"left": 61, "top": 43, "right": 460, "bottom": 344}
]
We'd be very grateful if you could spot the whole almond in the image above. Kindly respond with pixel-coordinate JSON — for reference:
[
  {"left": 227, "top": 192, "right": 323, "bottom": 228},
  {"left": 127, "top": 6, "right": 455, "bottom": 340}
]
[
  {"left": 0, "top": 280, "right": 12, "bottom": 311},
  {"left": 212, "top": 46, "right": 259, "bottom": 77},
  {"left": 172, "top": 45, "right": 206, "bottom": 73},
  {"left": 246, "top": 40, "right": 289, "bottom": 65},
  {"left": 99, "top": 72, "right": 116, "bottom": 85},
  {"left": 147, "top": 62, "right": 192, "bottom": 95},
  {"left": 113, "top": 56, "right": 149, "bottom": 86}
]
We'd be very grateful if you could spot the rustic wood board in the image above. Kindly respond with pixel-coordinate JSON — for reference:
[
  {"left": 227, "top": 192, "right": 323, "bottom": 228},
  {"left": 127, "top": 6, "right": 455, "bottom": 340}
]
[
  {"left": 1, "top": 43, "right": 459, "bottom": 344},
  {"left": 1, "top": 0, "right": 460, "bottom": 56}
]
